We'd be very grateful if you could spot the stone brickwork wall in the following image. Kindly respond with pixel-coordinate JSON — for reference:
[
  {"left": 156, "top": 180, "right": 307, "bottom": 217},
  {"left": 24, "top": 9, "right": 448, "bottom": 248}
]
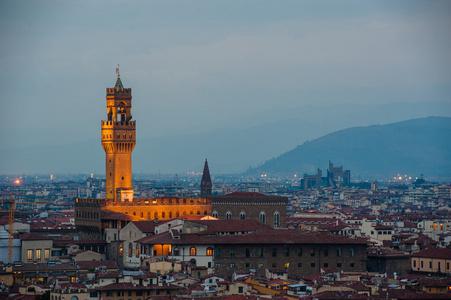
[{"left": 213, "top": 243, "right": 367, "bottom": 279}]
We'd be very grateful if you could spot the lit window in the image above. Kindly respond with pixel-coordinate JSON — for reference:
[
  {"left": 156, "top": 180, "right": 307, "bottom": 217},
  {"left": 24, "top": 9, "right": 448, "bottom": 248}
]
[
  {"left": 27, "top": 249, "right": 33, "bottom": 261},
  {"left": 190, "top": 247, "right": 196, "bottom": 256},
  {"left": 36, "top": 249, "right": 41, "bottom": 261},
  {"left": 206, "top": 248, "right": 213, "bottom": 256}
]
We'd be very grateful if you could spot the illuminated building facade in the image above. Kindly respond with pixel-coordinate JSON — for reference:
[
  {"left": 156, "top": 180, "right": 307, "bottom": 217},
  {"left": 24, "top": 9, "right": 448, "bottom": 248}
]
[{"left": 75, "top": 72, "right": 211, "bottom": 239}]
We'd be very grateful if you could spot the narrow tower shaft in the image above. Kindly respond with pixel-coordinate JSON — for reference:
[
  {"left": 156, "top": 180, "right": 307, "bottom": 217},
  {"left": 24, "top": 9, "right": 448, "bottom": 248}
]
[
  {"left": 201, "top": 159, "right": 212, "bottom": 196},
  {"left": 101, "top": 73, "right": 136, "bottom": 201}
]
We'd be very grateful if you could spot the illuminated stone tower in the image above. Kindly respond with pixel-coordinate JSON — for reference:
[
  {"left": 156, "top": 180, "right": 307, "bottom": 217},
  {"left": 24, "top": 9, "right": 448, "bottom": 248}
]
[{"left": 101, "top": 69, "right": 136, "bottom": 201}]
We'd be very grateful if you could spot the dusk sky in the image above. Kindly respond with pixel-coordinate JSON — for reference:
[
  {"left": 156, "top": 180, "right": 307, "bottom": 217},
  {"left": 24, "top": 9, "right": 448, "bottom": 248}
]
[{"left": 1, "top": 1, "right": 451, "bottom": 174}]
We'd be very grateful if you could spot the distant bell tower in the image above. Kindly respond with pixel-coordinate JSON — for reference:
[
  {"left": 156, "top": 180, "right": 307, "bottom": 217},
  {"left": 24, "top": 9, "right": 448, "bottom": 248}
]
[
  {"left": 101, "top": 67, "right": 136, "bottom": 201},
  {"left": 200, "top": 159, "right": 212, "bottom": 196}
]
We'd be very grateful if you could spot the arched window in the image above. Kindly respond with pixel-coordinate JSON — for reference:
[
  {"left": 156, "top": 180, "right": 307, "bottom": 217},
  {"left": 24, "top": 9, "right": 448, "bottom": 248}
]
[
  {"left": 206, "top": 247, "right": 213, "bottom": 256},
  {"left": 260, "top": 211, "right": 266, "bottom": 224},
  {"left": 174, "top": 248, "right": 180, "bottom": 256},
  {"left": 169, "top": 212, "right": 172, "bottom": 218},
  {"left": 128, "top": 243, "right": 133, "bottom": 257},
  {"left": 140, "top": 212, "right": 143, "bottom": 218},
  {"left": 154, "top": 212, "right": 158, "bottom": 219},
  {"left": 274, "top": 211, "right": 280, "bottom": 228},
  {"left": 240, "top": 211, "right": 246, "bottom": 220},
  {"left": 197, "top": 211, "right": 200, "bottom": 215},
  {"left": 226, "top": 211, "right": 232, "bottom": 220},
  {"left": 162, "top": 212, "right": 165, "bottom": 218},
  {"left": 176, "top": 211, "right": 180, "bottom": 217},
  {"left": 119, "top": 243, "right": 123, "bottom": 256},
  {"left": 212, "top": 211, "right": 218, "bottom": 218},
  {"left": 136, "top": 247, "right": 139, "bottom": 257},
  {"left": 190, "top": 247, "right": 196, "bottom": 256}
]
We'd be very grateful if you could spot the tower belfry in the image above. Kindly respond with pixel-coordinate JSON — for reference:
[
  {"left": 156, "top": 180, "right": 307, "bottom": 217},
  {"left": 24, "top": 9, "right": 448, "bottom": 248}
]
[{"left": 101, "top": 68, "right": 136, "bottom": 201}]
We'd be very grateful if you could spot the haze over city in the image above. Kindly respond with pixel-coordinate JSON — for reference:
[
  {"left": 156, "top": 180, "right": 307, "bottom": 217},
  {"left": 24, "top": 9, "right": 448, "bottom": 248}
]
[{"left": 1, "top": 0, "right": 451, "bottom": 175}]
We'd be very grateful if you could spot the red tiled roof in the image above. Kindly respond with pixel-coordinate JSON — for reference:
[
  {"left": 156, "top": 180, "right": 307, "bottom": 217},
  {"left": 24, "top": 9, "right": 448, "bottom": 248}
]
[
  {"left": 132, "top": 220, "right": 157, "bottom": 233},
  {"left": 76, "top": 260, "right": 118, "bottom": 270},
  {"left": 412, "top": 248, "right": 451, "bottom": 259},
  {"left": 102, "top": 211, "right": 134, "bottom": 221},
  {"left": 19, "top": 233, "right": 53, "bottom": 241},
  {"left": 138, "top": 227, "right": 368, "bottom": 246},
  {"left": 223, "top": 192, "right": 270, "bottom": 197}
]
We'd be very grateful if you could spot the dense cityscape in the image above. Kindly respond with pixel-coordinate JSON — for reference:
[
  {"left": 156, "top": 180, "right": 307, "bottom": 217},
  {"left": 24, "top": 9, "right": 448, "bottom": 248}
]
[
  {"left": 1, "top": 74, "right": 451, "bottom": 300},
  {"left": 2, "top": 2, "right": 451, "bottom": 299}
]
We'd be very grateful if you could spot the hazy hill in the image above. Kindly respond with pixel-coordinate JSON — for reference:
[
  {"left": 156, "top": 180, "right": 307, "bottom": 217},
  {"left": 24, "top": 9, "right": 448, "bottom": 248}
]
[
  {"left": 249, "top": 117, "right": 451, "bottom": 178},
  {"left": 2, "top": 100, "right": 451, "bottom": 175}
]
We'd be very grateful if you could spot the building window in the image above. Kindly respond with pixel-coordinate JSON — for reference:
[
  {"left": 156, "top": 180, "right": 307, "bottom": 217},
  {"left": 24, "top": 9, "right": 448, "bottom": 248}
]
[
  {"left": 230, "top": 248, "right": 235, "bottom": 257},
  {"left": 245, "top": 248, "right": 250, "bottom": 257},
  {"left": 226, "top": 211, "right": 232, "bottom": 220},
  {"left": 259, "top": 248, "right": 264, "bottom": 257},
  {"left": 273, "top": 211, "right": 280, "bottom": 228},
  {"left": 36, "top": 249, "right": 41, "bottom": 261},
  {"left": 240, "top": 211, "right": 246, "bottom": 220},
  {"left": 421, "top": 261, "right": 423, "bottom": 268},
  {"left": 129, "top": 243, "right": 133, "bottom": 257},
  {"left": 27, "top": 249, "right": 33, "bottom": 261},
  {"left": 212, "top": 211, "right": 218, "bottom": 218},
  {"left": 311, "top": 249, "right": 315, "bottom": 257},
  {"left": 284, "top": 248, "right": 289, "bottom": 257},
  {"left": 190, "top": 247, "right": 196, "bottom": 256},
  {"left": 259, "top": 211, "right": 266, "bottom": 224},
  {"left": 272, "top": 263, "right": 277, "bottom": 268},
  {"left": 45, "top": 249, "right": 50, "bottom": 260},
  {"left": 238, "top": 286, "right": 243, "bottom": 293},
  {"left": 429, "top": 261, "right": 432, "bottom": 268},
  {"left": 298, "top": 248, "right": 303, "bottom": 257},
  {"left": 337, "top": 248, "right": 342, "bottom": 257},
  {"left": 311, "top": 263, "right": 315, "bottom": 267},
  {"left": 174, "top": 248, "right": 180, "bottom": 256},
  {"left": 245, "top": 262, "right": 250, "bottom": 268},
  {"left": 215, "top": 248, "right": 221, "bottom": 257},
  {"left": 298, "top": 263, "right": 302, "bottom": 268},
  {"left": 413, "top": 260, "right": 416, "bottom": 268},
  {"left": 119, "top": 243, "right": 123, "bottom": 256},
  {"left": 350, "top": 263, "right": 354, "bottom": 268},
  {"left": 350, "top": 248, "right": 354, "bottom": 257},
  {"left": 206, "top": 247, "right": 213, "bottom": 256},
  {"left": 337, "top": 263, "right": 342, "bottom": 268},
  {"left": 272, "top": 248, "right": 277, "bottom": 257},
  {"left": 136, "top": 247, "right": 139, "bottom": 257},
  {"left": 324, "top": 263, "right": 328, "bottom": 267},
  {"left": 284, "top": 263, "right": 289, "bottom": 268},
  {"left": 230, "top": 263, "right": 235, "bottom": 268},
  {"left": 215, "top": 263, "right": 221, "bottom": 268}
]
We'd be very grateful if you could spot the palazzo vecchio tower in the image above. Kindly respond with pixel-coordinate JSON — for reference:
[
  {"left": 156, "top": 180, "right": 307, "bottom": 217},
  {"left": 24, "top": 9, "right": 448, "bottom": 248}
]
[{"left": 102, "top": 68, "right": 136, "bottom": 201}]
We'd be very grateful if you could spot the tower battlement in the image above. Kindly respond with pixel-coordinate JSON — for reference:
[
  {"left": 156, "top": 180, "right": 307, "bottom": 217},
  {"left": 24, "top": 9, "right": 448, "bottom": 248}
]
[
  {"left": 106, "top": 87, "right": 131, "bottom": 95},
  {"left": 101, "top": 120, "right": 136, "bottom": 128}
]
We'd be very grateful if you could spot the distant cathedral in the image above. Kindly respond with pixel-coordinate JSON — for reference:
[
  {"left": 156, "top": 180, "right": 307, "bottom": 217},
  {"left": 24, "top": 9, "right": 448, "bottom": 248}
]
[{"left": 75, "top": 71, "right": 286, "bottom": 239}]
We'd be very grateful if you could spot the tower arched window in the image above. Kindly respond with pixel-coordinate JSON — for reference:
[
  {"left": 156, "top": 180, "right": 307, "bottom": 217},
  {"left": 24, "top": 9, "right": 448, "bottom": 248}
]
[
  {"left": 259, "top": 211, "right": 266, "bottom": 224},
  {"left": 190, "top": 247, "right": 196, "bottom": 256},
  {"left": 274, "top": 211, "right": 280, "bottom": 228},
  {"left": 240, "top": 211, "right": 246, "bottom": 220},
  {"left": 226, "top": 211, "right": 232, "bottom": 220},
  {"left": 212, "top": 211, "right": 218, "bottom": 218},
  {"left": 128, "top": 243, "right": 133, "bottom": 257}
]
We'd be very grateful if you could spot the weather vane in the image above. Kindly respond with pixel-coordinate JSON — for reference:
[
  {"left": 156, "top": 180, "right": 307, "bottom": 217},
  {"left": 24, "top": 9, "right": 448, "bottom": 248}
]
[{"left": 116, "top": 64, "right": 120, "bottom": 77}]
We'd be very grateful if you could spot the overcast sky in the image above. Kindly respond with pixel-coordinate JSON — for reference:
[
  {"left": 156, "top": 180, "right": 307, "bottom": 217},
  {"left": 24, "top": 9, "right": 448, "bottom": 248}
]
[{"left": 1, "top": 0, "right": 451, "bottom": 152}]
